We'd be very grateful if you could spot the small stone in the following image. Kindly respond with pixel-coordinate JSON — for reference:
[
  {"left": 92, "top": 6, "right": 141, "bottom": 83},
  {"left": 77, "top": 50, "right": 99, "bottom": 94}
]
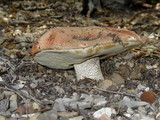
[
  {"left": 156, "top": 112, "right": 160, "bottom": 120},
  {"left": 137, "top": 84, "right": 146, "bottom": 91},
  {"left": 124, "top": 113, "right": 131, "bottom": 118},
  {"left": 127, "top": 107, "right": 134, "bottom": 114},
  {"left": 29, "top": 113, "right": 40, "bottom": 120},
  {"left": 54, "top": 86, "right": 65, "bottom": 95},
  {"left": 110, "top": 73, "right": 124, "bottom": 85},
  {"left": 130, "top": 64, "right": 143, "bottom": 80},
  {"left": 118, "top": 64, "right": 130, "bottom": 78},
  {"left": 32, "top": 102, "right": 40, "bottom": 110},
  {"left": 144, "top": 87, "right": 150, "bottom": 91},
  {"left": 0, "top": 76, "right": 3, "bottom": 82},
  {"left": 63, "top": 71, "right": 69, "bottom": 78},
  {"left": 72, "top": 92, "right": 79, "bottom": 100},
  {"left": 148, "top": 33, "right": 155, "bottom": 39},
  {"left": 68, "top": 116, "right": 84, "bottom": 120},
  {"left": 0, "top": 115, "right": 6, "bottom": 120},
  {"left": 30, "top": 82, "right": 38, "bottom": 89},
  {"left": 9, "top": 94, "right": 17, "bottom": 112},
  {"left": 138, "top": 106, "right": 147, "bottom": 114},
  {"left": 98, "top": 79, "right": 113, "bottom": 90},
  {"left": 53, "top": 98, "right": 67, "bottom": 112},
  {"left": 80, "top": 93, "right": 89, "bottom": 99},
  {"left": 84, "top": 95, "right": 93, "bottom": 102},
  {"left": 0, "top": 31, "right": 7, "bottom": 45},
  {"left": 37, "top": 110, "right": 58, "bottom": 120},
  {"left": 93, "top": 96, "right": 107, "bottom": 107},
  {"left": 126, "top": 89, "right": 136, "bottom": 94},
  {"left": 93, "top": 107, "right": 116, "bottom": 119},
  {"left": 0, "top": 93, "right": 4, "bottom": 100},
  {"left": 15, "top": 34, "right": 35, "bottom": 43},
  {"left": 70, "top": 101, "right": 91, "bottom": 109},
  {"left": 58, "top": 111, "right": 78, "bottom": 118},
  {"left": 132, "top": 114, "right": 154, "bottom": 120},
  {"left": 119, "top": 99, "right": 149, "bottom": 108},
  {"left": 130, "top": 70, "right": 141, "bottom": 80},
  {"left": 62, "top": 98, "right": 75, "bottom": 106},
  {"left": 127, "top": 61, "right": 134, "bottom": 68},
  {"left": 6, "top": 43, "right": 16, "bottom": 50},
  {"left": 20, "top": 42, "right": 28, "bottom": 47},
  {"left": 94, "top": 100, "right": 107, "bottom": 107},
  {"left": 0, "top": 97, "right": 9, "bottom": 112},
  {"left": 123, "top": 96, "right": 131, "bottom": 101},
  {"left": 99, "top": 114, "right": 111, "bottom": 120}
]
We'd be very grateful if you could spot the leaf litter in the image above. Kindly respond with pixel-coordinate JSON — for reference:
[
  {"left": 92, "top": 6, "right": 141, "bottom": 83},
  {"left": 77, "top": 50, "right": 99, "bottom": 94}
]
[{"left": 0, "top": 0, "right": 160, "bottom": 120}]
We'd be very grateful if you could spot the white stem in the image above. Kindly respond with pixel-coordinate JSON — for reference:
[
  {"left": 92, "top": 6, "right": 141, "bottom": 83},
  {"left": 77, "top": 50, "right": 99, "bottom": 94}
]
[{"left": 74, "top": 57, "right": 104, "bottom": 81}]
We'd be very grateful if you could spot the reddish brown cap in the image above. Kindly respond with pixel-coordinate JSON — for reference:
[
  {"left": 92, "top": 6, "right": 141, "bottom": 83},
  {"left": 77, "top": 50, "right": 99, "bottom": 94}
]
[{"left": 32, "top": 26, "right": 144, "bottom": 69}]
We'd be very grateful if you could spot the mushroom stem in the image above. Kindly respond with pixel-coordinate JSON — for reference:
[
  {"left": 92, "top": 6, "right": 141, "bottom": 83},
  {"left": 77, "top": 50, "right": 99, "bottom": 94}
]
[{"left": 74, "top": 57, "right": 104, "bottom": 81}]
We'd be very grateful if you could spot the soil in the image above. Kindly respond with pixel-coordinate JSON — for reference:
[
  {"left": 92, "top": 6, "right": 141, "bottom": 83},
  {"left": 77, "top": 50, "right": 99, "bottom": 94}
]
[{"left": 0, "top": 0, "right": 159, "bottom": 120}]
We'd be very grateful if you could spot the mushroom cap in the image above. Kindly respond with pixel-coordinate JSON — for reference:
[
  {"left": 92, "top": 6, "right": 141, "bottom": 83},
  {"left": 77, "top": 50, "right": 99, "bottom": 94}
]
[{"left": 32, "top": 26, "right": 144, "bottom": 69}]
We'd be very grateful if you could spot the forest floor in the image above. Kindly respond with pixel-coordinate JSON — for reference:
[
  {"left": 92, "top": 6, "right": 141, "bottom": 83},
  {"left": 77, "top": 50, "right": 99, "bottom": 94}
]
[{"left": 0, "top": 1, "right": 160, "bottom": 120}]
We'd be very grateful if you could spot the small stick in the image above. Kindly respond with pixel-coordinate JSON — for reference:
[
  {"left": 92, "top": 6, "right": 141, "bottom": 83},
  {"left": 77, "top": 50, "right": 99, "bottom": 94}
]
[
  {"left": 86, "top": 10, "right": 91, "bottom": 26},
  {"left": 94, "top": 87, "right": 137, "bottom": 98},
  {"left": 0, "top": 82, "right": 43, "bottom": 104}
]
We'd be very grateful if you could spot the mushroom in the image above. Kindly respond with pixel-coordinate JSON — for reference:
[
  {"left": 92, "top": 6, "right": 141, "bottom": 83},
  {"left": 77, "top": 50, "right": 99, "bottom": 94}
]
[{"left": 32, "top": 26, "right": 144, "bottom": 81}]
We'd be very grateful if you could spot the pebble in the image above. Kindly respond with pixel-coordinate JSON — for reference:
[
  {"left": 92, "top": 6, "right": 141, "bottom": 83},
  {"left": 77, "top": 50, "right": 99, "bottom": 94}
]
[
  {"left": 81, "top": 94, "right": 107, "bottom": 107},
  {"left": 132, "top": 114, "right": 154, "bottom": 120},
  {"left": 9, "top": 94, "right": 17, "bottom": 112},
  {"left": 93, "top": 107, "right": 116, "bottom": 119},
  {"left": 53, "top": 98, "right": 68, "bottom": 112},
  {"left": 127, "top": 107, "right": 134, "bottom": 114},
  {"left": 98, "top": 114, "right": 111, "bottom": 120},
  {"left": 156, "top": 112, "right": 160, "bottom": 120},
  {"left": 137, "top": 107, "right": 147, "bottom": 114},
  {"left": 0, "top": 115, "right": 5, "bottom": 120},
  {"left": 119, "top": 96, "right": 149, "bottom": 108},
  {"left": 94, "top": 100, "right": 107, "bottom": 107},
  {"left": 58, "top": 111, "right": 78, "bottom": 118},
  {"left": 29, "top": 113, "right": 40, "bottom": 120},
  {"left": 0, "top": 76, "right": 3, "bottom": 82},
  {"left": 54, "top": 86, "right": 65, "bottom": 95},
  {"left": 148, "top": 33, "right": 155, "bottom": 39},
  {"left": 53, "top": 97, "right": 91, "bottom": 111},
  {"left": 70, "top": 101, "right": 91, "bottom": 109},
  {"left": 84, "top": 95, "right": 93, "bottom": 102},
  {"left": 0, "top": 31, "right": 7, "bottom": 45},
  {"left": 93, "top": 97, "right": 107, "bottom": 107},
  {"left": 15, "top": 34, "right": 35, "bottom": 43},
  {"left": 126, "top": 89, "right": 136, "bottom": 94},
  {"left": 110, "top": 73, "right": 125, "bottom": 85},
  {"left": 98, "top": 79, "right": 113, "bottom": 90},
  {"left": 72, "top": 92, "right": 79, "bottom": 100},
  {"left": 136, "top": 84, "right": 146, "bottom": 91},
  {"left": 80, "top": 93, "right": 88, "bottom": 99},
  {"left": 30, "top": 82, "right": 38, "bottom": 89},
  {"left": 37, "top": 110, "right": 57, "bottom": 120},
  {"left": 68, "top": 116, "right": 84, "bottom": 120},
  {"left": 130, "top": 69, "right": 141, "bottom": 80},
  {"left": 118, "top": 64, "right": 130, "bottom": 78}
]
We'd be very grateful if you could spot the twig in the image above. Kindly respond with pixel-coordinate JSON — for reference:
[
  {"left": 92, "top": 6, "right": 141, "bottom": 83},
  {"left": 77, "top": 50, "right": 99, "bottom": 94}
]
[
  {"left": 86, "top": 10, "right": 91, "bottom": 26},
  {"left": 0, "top": 82, "right": 43, "bottom": 104},
  {"left": 93, "top": 87, "right": 137, "bottom": 98},
  {"left": 0, "top": 57, "right": 15, "bottom": 70}
]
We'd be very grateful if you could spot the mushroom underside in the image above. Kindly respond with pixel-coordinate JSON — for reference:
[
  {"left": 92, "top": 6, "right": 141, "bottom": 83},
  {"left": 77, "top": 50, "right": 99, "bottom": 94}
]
[{"left": 34, "top": 41, "right": 141, "bottom": 69}]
